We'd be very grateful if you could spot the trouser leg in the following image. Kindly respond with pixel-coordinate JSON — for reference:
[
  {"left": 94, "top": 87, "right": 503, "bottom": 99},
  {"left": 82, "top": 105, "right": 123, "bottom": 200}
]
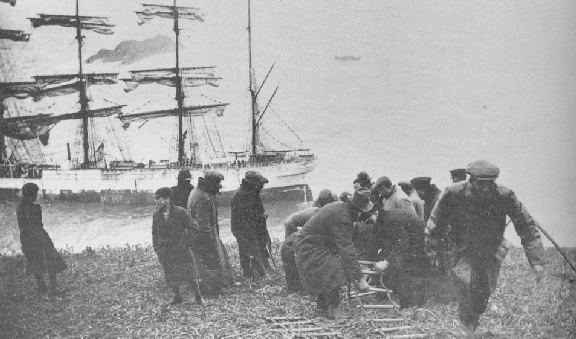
[
  {"left": 170, "top": 285, "right": 183, "bottom": 305},
  {"left": 236, "top": 237, "right": 253, "bottom": 277},
  {"left": 48, "top": 272, "right": 57, "bottom": 289},
  {"left": 326, "top": 287, "right": 341, "bottom": 307},
  {"left": 34, "top": 274, "right": 47, "bottom": 292},
  {"left": 281, "top": 246, "right": 301, "bottom": 291}
]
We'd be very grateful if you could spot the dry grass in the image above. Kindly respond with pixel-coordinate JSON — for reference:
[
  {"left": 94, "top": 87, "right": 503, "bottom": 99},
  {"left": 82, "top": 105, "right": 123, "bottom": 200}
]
[{"left": 0, "top": 243, "right": 574, "bottom": 338}]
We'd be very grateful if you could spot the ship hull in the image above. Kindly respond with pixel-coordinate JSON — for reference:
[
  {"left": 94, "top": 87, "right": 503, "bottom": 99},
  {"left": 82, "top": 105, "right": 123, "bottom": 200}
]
[{"left": 0, "top": 161, "right": 315, "bottom": 205}]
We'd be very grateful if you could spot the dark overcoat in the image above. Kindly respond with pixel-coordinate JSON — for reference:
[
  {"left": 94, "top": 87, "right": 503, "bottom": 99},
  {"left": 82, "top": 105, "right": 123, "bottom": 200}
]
[
  {"left": 187, "top": 183, "right": 234, "bottom": 288},
  {"left": 231, "top": 181, "right": 270, "bottom": 275},
  {"left": 294, "top": 201, "right": 362, "bottom": 294},
  {"left": 152, "top": 205, "right": 198, "bottom": 285},
  {"left": 17, "top": 202, "right": 67, "bottom": 275}
]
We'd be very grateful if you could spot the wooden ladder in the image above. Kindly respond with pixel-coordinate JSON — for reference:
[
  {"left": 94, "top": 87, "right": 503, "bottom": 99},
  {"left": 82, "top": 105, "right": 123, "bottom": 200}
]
[{"left": 348, "top": 261, "right": 429, "bottom": 338}]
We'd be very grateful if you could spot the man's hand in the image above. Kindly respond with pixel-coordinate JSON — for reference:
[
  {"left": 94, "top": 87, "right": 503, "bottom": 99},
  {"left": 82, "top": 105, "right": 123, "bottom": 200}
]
[
  {"left": 533, "top": 264, "right": 545, "bottom": 282},
  {"left": 355, "top": 277, "right": 369, "bottom": 292},
  {"left": 374, "top": 260, "right": 389, "bottom": 273}
]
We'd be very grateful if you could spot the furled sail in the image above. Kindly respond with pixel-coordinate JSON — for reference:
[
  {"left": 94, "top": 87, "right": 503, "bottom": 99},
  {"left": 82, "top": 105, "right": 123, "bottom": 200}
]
[
  {"left": 122, "top": 67, "right": 219, "bottom": 92},
  {"left": 119, "top": 103, "right": 227, "bottom": 124},
  {"left": 136, "top": 4, "right": 204, "bottom": 25},
  {"left": 0, "top": 0, "right": 16, "bottom": 6},
  {"left": 0, "top": 105, "right": 124, "bottom": 145},
  {"left": 0, "top": 73, "right": 118, "bottom": 101},
  {"left": 0, "top": 29, "right": 30, "bottom": 42},
  {"left": 28, "top": 14, "right": 115, "bottom": 35}
]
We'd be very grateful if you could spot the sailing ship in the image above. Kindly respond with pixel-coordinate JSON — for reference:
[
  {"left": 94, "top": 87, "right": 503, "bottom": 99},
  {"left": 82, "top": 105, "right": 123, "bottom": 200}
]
[{"left": 0, "top": 0, "right": 315, "bottom": 204}]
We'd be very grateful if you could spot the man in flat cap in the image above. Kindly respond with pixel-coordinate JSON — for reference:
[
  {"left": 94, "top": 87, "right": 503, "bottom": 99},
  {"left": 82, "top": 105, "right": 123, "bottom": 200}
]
[
  {"left": 281, "top": 189, "right": 337, "bottom": 292},
  {"left": 371, "top": 176, "right": 416, "bottom": 214},
  {"left": 450, "top": 168, "right": 467, "bottom": 183},
  {"left": 425, "top": 160, "right": 545, "bottom": 334},
  {"left": 171, "top": 169, "right": 194, "bottom": 208},
  {"left": 294, "top": 187, "right": 372, "bottom": 319},
  {"left": 187, "top": 171, "right": 234, "bottom": 294},
  {"left": 231, "top": 171, "right": 271, "bottom": 281},
  {"left": 411, "top": 176, "right": 441, "bottom": 222}
]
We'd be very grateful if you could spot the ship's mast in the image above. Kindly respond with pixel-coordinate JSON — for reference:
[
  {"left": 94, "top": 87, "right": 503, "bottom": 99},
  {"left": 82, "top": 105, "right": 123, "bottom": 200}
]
[
  {"left": 0, "top": 103, "right": 4, "bottom": 162},
  {"left": 248, "top": 0, "right": 258, "bottom": 159},
  {"left": 173, "top": 0, "right": 185, "bottom": 165},
  {"left": 75, "top": 0, "right": 90, "bottom": 168}
]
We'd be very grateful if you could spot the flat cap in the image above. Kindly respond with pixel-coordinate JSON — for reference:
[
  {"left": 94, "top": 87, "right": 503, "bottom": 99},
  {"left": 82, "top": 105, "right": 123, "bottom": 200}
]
[
  {"left": 177, "top": 169, "right": 192, "bottom": 181},
  {"left": 466, "top": 160, "right": 499, "bottom": 180},
  {"left": 204, "top": 170, "right": 224, "bottom": 182},
  {"left": 372, "top": 176, "right": 392, "bottom": 190},
  {"left": 410, "top": 177, "right": 431, "bottom": 189},
  {"left": 245, "top": 170, "right": 269, "bottom": 184}
]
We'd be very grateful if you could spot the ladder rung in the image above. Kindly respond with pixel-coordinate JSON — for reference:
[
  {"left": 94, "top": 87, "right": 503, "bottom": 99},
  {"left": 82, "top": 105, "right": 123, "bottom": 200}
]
[
  {"left": 370, "top": 318, "right": 408, "bottom": 323},
  {"left": 356, "top": 304, "right": 395, "bottom": 309},
  {"left": 377, "top": 325, "right": 414, "bottom": 333},
  {"left": 385, "top": 334, "right": 429, "bottom": 339},
  {"left": 273, "top": 320, "right": 314, "bottom": 326},
  {"left": 369, "top": 287, "right": 392, "bottom": 293},
  {"left": 361, "top": 269, "right": 381, "bottom": 275},
  {"left": 265, "top": 316, "right": 305, "bottom": 321},
  {"left": 349, "top": 291, "right": 376, "bottom": 298}
]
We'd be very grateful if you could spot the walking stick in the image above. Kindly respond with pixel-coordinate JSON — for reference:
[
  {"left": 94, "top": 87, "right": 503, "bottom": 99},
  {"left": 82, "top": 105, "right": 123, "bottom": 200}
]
[
  {"left": 265, "top": 245, "right": 277, "bottom": 270},
  {"left": 536, "top": 224, "right": 576, "bottom": 274}
]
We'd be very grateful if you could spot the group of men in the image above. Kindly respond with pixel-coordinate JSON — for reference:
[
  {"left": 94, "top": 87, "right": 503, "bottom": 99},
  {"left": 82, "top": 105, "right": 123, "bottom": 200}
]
[
  {"left": 152, "top": 169, "right": 274, "bottom": 305},
  {"left": 281, "top": 160, "right": 545, "bottom": 335}
]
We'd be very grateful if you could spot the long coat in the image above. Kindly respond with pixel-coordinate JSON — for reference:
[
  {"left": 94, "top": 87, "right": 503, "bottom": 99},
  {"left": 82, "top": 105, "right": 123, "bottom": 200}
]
[
  {"left": 294, "top": 201, "right": 362, "bottom": 294},
  {"left": 17, "top": 202, "right": 67, "bottom": 275},
  {"left": 231, "top": 181, "right": 270, "bottom": 276},
  {"left": 152, "top": 205, "right": 198, "bottom": 285},
  {"left": 187, "top": 183, "right": 234, "bottom": 288}
]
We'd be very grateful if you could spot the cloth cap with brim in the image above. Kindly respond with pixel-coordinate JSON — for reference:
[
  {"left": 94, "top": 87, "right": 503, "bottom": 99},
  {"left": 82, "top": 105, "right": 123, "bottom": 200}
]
[
  {"left": 450, "top": 168, "right": 467, "bottom": 179},
  {"left": 350, "top": 187, "right": 374, "bottom": 212},
  {"left": 245, "top": 170, "right": 269, "bottom": 184},
  {"left": 371, "top": 176, "right": 392, "bottom": 191},
  {"left": 204, "top": 170, "right": 224, "bottom": 182},
  {"left": 177, "top": 169, "right": 192, "bottom": 181},
  {"left": 466, "top": 160, "right": 499, "bottom": 180},
  {"left": 410, "top": 177, "right": 431, "bottom": 190},
  {"left": 397, "top": 181, "right": 413, "bottom": 191}
]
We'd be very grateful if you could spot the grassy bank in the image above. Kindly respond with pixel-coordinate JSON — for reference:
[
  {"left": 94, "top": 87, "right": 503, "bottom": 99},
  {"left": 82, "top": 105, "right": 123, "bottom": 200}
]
[{"left": 1, "top": 243, "right": 574, "bottom": 338}]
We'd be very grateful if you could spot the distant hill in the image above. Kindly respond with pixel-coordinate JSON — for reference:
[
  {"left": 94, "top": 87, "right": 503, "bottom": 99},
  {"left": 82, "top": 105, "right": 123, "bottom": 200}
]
[{"left": 86, "top": 35, "right": 175, "bottom": 65}]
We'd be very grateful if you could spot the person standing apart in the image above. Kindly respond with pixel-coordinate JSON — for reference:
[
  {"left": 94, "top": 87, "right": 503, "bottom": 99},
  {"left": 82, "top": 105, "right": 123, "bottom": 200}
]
[
  {"left": 294, "top": 188, "right": 372, "bottom": 319},
  {"left": 152, "top": 187, "right": 202, "bottom": 305},
  {"left": 187, "top": 171, "right": 234, "bottom": 294},
  {"left": 231, "top": 171, "right": 270, "bottom": 280},
  {"left": 17, "top": 183, "right": 67, "bottom": 296},
  {"left": 426, "top": 160, "right": 545, "bottom": 334}
]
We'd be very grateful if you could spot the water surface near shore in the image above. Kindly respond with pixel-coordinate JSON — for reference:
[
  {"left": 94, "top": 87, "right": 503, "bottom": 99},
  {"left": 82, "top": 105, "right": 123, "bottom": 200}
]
[{"left": 0, "top": 200, "right": 304, "bottom": 256}]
